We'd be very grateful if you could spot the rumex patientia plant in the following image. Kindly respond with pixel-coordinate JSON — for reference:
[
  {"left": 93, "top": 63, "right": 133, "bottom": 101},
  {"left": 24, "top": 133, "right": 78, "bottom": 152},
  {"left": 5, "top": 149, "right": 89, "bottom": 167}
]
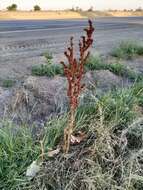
[{"left": 61, "top": 20, "right": 94, "bottom": 153}]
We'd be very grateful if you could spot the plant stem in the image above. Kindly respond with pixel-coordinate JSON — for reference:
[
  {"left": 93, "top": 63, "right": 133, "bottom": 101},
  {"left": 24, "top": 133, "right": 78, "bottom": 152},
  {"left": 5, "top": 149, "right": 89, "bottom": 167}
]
[{"left": 63, "top": 108, "right": 75, "bottom": 153}]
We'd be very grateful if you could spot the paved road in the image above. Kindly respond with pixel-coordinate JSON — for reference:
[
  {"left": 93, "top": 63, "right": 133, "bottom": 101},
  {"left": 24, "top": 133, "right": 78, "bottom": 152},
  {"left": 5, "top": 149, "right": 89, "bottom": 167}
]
[{"left": 0, "top": 17, "right": 143, "bottom": 80}]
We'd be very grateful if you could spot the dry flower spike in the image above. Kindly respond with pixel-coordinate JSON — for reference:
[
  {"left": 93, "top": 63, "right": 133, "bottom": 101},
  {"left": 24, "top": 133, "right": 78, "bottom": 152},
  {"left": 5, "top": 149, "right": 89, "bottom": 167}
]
[{"left": 61, "top": 20, "right": 94, "bottom": 153}]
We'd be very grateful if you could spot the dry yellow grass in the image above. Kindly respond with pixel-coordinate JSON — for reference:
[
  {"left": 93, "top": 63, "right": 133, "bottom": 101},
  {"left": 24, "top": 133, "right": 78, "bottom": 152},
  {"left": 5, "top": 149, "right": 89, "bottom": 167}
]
[
  {"left": 81, "top": 10, "right": 143, "bottom": 17},
  {"left": 109, "top": 11, "right": 143, "bottom": 17},
  {"left": 0, "top": 11, "right": 85, "bottom": 20}
]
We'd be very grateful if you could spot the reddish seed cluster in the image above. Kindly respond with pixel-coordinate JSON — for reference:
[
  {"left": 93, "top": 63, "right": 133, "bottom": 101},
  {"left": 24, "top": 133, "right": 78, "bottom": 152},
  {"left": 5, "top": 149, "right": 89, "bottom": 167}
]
[{"left": 61, "top": 20, "right": 94, "bottom": 110}]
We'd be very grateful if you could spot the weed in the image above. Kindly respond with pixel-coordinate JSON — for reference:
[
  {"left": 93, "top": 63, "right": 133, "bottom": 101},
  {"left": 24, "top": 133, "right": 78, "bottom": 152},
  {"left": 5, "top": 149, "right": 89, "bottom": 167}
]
[
  {"left": 43, "top": 115, "right": 67, "bottom": 150},
  {"left": 86, "top": 55, "right": 143, "bottom": 81},
  {"left": 85, "top": 54, "right": 105, "bottom": 71},
  {"left": 0, "top": 121, "right": 40, "bottom": 189},
  {"left": 111, "top": 41, "right": 143, "bottom": 59},
  {"left": 32, "top": 64, "right": 63, "bottom": 77},
  {"left": 43, "top": 52, "right": 53, "bottom": 64},
  {"left": 105, "top": 62, "right": 142, "bottom": 81},
  {"left": 32, "top": 51, "right": 63, "bottom": 77},
  {"left": 77, "top": 81, "right": 143, "bottom": 126},
  {"left": 0, "top": 116, "right": 67, "bottom": 190},
  {"left": 2, "top": 79, "right": 15, "bottom": 88},
  {"left": 61, "top": 20, "right": 94, "bottom": 153}
]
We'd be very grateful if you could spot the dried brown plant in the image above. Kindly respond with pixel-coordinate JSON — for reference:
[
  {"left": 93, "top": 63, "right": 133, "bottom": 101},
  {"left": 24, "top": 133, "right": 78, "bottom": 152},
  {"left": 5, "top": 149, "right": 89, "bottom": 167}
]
[{"left": 61, "top": 20, "right": 94, "bottom": 153}]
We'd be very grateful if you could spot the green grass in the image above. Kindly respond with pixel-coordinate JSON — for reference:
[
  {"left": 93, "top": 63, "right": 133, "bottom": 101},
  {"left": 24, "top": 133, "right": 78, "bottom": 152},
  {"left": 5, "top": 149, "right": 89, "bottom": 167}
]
[
  {"left": 86, "top": 55, "right": 143, "bottom": 81},
  {"left": 77, "top": 81, "right": 143, "bottom": 126},
  {"left": 2, "top": 79, "right": 15, "bottom": 88},
  {"left": 0, "top": 80, "right": 143, "bottom": 189},
  {"left": 0, "top": 122, "right": 40, "bottom": 189},
  {"left": 85, "top": 55, "right": 105, "bottom": 71},
  {"left": 32, "top": 51, "right": 143, "bottom": 81},
  {"left": 111, "top": 41, "right": 143, "bottom": 59},
  {"left": 0, "top": 116, "right": 67, "bottom": 190},
  {"left": 32, "top": 51, "right": 63, "bottom": 77},
  {"left": 32, "top": 64, "right": 63, "bottom": 77},
  {"left": 42, "top": 115, "right": 67, "bottom": 149},
  {"left": 22, "top": 81, "right": 143, "bottom": 190},
  {"left": 43, "top": 52, "right": 53, "bottom": 64}
]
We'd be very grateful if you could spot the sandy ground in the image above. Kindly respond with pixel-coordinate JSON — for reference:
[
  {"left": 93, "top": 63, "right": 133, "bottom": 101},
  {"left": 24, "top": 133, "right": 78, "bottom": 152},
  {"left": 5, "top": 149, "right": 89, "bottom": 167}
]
[
  {"left": 0, "top": 11, "right": 85, "bottom": 20},
  {"left": 109, "top": 11, "right": 143, "bottom": 17},
  {"left": 0, "top": 11, "right": 143, "bottom": 20}
]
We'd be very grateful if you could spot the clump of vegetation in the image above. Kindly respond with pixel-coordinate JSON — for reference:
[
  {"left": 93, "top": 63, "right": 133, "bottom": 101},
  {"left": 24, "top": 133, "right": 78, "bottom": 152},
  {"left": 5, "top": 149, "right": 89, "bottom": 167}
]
[
  {"left": 15, "top": 81, "right": 143, "bottom": 190},
  {"left": 136, "top": 7, "right": 143, "bottom": 12},
  {"left": 77, "top": 80, "right": 143, "bottom": 126},
  {"left": 2, "top": 79, "right": 15, "bottom": 88},
  {"left": 111, "top": 41, "right": 143, "bottom": 59},
  {"left": 0, "top": 79, "right": 143, "bottom": 189},
  {"left": 43, "top": 52, "right": 53, "bottom": 64},
  {"left": 33, "top": 5, "right": 41, "bottom": 11},
  {"left": 0, "top": 122, "right": 40, "bottom": 189},
  {"left": 32, "top": 50, "right": 143, "bottom": 82},
  {"left": 7, "top": 4, "right": 17, "bottom": 11},
  {"left": 32, "top": 64, "right": 63, "bottom": 77},
  {"left": 32, "top": 52, "right": 63, "bottom": 77},
  {"left": 85, "top": 54, "right": 104, "bottom": 70},
  {"left": 86, "top": 55, "right": 143, "bottom": 81},
  {"left": 0, "top": 116, "right": 67, "bottom": 190}
]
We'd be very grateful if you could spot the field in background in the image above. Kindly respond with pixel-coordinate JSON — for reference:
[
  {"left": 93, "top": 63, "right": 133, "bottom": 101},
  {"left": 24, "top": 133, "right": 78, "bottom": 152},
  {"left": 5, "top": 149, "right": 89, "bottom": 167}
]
[
  {"left": 0, "top": 11, "right": 85, "bottom": 20},
  {"left": 0, "top": 10, "right": 143, "bottom": 20}
]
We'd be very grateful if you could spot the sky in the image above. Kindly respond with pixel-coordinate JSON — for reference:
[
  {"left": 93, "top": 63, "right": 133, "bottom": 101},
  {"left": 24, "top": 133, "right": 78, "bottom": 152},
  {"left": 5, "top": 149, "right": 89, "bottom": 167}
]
[{"left": 0, "top": 0, "right": 143, "bottom": 10}]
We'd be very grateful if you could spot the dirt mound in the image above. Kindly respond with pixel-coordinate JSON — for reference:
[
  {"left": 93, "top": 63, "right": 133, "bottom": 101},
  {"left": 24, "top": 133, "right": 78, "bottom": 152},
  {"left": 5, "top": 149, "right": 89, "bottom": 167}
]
[
  {"left": 85, "top": 70, "right": 130, "bottom": 92},
  {"left": 124, "top": 57, "right": 143, "bottom": 74},
  {"left": 12, "top": 76, "right": 67, "bottom": 123},
  {"left": 0, "top": 69, "right": 132, "bottom": 123}
]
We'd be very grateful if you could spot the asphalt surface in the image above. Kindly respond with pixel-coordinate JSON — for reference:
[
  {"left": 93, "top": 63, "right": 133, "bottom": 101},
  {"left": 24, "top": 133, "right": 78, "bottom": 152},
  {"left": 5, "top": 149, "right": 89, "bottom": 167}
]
[{"left": 0, "top": 17, "right": 143, "bottom": 80}]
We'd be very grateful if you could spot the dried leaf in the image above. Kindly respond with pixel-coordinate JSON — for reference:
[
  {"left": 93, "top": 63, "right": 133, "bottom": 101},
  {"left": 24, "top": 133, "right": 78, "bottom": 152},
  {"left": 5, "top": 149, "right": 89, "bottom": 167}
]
[
  {"left": 70, "top": 131, "right": 87, "bottom": 145},
  {"left": 48, "top": 148, "right": 60, "bottom": 157}
]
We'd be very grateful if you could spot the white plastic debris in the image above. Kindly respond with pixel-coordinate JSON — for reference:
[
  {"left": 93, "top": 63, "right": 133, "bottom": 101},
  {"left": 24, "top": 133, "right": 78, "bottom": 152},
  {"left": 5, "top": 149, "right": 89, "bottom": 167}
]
[{"left": 26, "top": 160, "right": 40, "bottom": 178}]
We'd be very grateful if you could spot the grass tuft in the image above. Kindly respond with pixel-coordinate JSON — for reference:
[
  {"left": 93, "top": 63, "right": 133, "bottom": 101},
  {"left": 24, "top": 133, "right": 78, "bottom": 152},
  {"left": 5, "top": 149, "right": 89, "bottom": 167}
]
[
  {"left": 77, "top": 81, "right": 143, "bottom": 127},
  {"left": 86, "top": 55, "right": 143, "bottom": 81},
  {"left": 0, "top": 122, "right": 40, "bottom": 189},
  {"left": 43, "top": 52, "right": 53, "bottom": 64},
  {"left": 0, "top": 116, "right": 68, "bottom": 190},
  {"left": 32, "top": 64, "right": 63, "bottom": 77},
  {"left": 32, "top": 51, "right": 63, "bottom": 77},
  {"left": 111, "top": 41, "right": 143, "bottom": 59},
  {"left": 2, "top": 79, "right": 15, "bottom": 88}
]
